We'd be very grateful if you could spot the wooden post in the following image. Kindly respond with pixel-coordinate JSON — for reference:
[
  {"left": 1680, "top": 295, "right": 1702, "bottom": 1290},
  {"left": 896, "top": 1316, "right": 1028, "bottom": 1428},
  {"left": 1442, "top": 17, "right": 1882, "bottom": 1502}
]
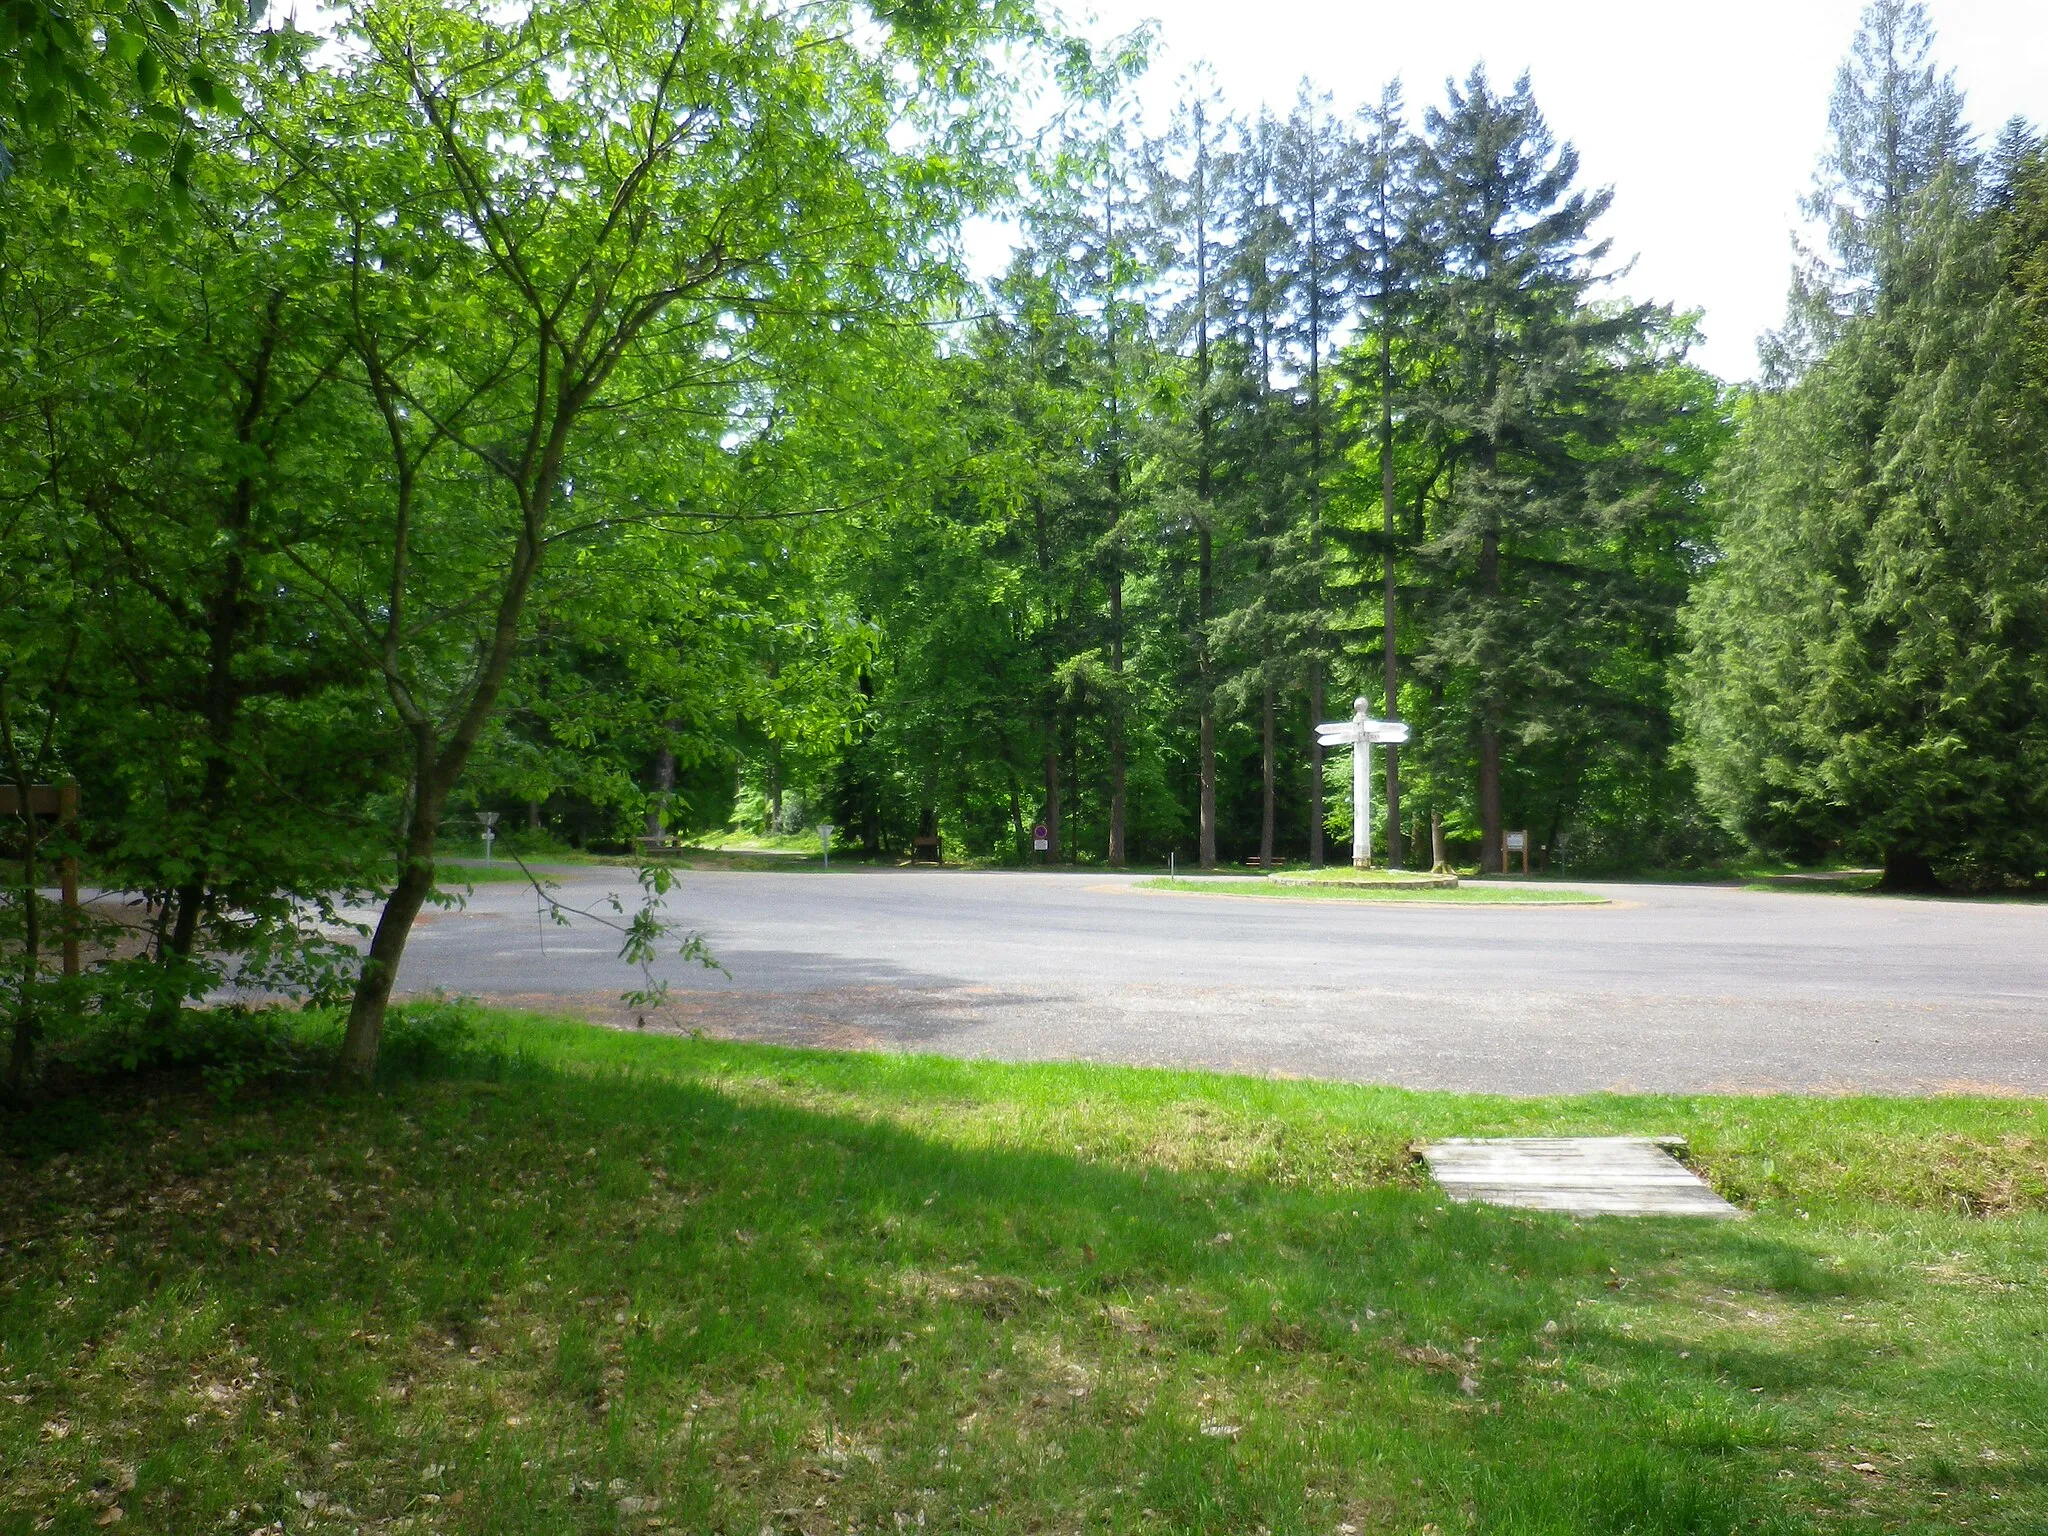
[
  {"left": 2, "top": 782, "right": 80, "bottom": 975},
  {"left": 60, "top": 780, "right": 79, "bottom": 977}
]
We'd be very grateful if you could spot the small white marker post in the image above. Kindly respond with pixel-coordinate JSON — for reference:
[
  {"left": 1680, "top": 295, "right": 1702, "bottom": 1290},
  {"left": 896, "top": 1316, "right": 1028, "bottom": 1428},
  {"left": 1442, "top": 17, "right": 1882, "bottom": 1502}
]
[
  {"left": 818, "top": 821, "right": 834, "bottom": 870},
  {"left": 1315, "top": 697, "right": 1411, "bottom": 870}
]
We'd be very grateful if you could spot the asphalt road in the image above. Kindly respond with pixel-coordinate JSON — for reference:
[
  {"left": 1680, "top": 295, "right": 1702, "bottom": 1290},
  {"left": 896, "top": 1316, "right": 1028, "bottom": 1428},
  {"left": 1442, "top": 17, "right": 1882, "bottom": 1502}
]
[{"left": 372, "top": 866, "right": 2048, "bottom": 1096}]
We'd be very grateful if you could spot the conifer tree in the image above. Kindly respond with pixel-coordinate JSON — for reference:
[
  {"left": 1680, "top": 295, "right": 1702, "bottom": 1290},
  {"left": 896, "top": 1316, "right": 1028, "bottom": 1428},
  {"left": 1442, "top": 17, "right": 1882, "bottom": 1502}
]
[
  {"left": 1355, "top": 81, "right": 1421, "bottom": 867},
  {"left": 1683, "top": 98, "right": 2048, "bottom": 889},
  {"left": 1407, "top": 67, "right": 1662, "bottom": 874},
  {"left": 1273, "top": 88, "right": 1361, "bottom": 865},
  {"left": 1803, "top": 0, "right": 1971, "bottom": 297},
  {"left": 1149, "top": 83, "right": 1237, "bottom": 867}
]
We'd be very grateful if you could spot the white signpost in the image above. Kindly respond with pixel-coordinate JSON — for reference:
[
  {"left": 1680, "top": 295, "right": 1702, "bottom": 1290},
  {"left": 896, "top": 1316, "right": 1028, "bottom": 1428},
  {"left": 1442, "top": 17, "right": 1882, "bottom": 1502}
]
[{"left": 1316, "top": 697, "right": 1411, "bottom": 870}]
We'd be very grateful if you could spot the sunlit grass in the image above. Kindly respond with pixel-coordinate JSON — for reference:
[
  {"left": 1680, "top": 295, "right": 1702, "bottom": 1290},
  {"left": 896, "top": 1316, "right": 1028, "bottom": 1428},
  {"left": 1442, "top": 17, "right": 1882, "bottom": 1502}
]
[
  {"left": 4, "top": 1010, "right": 2045, "bottom": 1533},
  {"left": 1134, "top": 877, "right": 1606, "bottom": 904}
]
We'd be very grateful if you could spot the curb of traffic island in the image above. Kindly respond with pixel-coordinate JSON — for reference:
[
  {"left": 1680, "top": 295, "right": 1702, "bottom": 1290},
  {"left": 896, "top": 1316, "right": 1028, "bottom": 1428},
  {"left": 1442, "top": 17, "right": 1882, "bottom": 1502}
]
[{"left": 1267, "top": 871, "right": 1462, "bottom": 890}]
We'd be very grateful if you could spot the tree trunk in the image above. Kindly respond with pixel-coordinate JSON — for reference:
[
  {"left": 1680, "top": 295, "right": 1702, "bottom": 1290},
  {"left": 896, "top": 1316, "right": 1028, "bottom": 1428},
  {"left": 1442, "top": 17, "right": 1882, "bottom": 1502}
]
[
  {"left": 1477, "top": 725, "right": 1503, "bottom": 875},
  {"left": 4, "top": 808, "right": 42, "bottom": 1096},
  {"left": 1379, "top": 243, "right": 1403, "bottom": 872},
  {"left": 526, "top": 799, "right": 541, "bottom": 832},
  {"left": 1383, "top": 745, "right": 1403, "bottom": 871},
  {"left": 1476, "top": 518, "right": 1504, "bottom": 875},
  {"left": 1380, "top": 433, "right": 1402, "bottom": 871},
  {"left": 1108, "top": 569, "right": 1126, "bottom": 866},
  {"left": 644, "top": 740, "right": 676, "bottom": 840},
  {"left": 337, "top": 777, "right": 443, "bottom": 1080},
  {"left": 1197, "top": 529, "right": 1216, "bottom": 870},
  {"left": 1198, "top": 711, "right": 1216, "bottom": 870},
  {"left": 1307, "top": 667, "right": 1325, "bottom": 867},
  {"left": 1260, "top": 683, "right": 1276, "bottom": 869},
  {"left": 1043, "top": 738, "right": 1061, "bottom": 863},
  {"left": 1430, "top": 809, "right": 1449, "bottom": 875},
  {"left": 1879, "top": 846, "right": 1941, "bottom": 892}
]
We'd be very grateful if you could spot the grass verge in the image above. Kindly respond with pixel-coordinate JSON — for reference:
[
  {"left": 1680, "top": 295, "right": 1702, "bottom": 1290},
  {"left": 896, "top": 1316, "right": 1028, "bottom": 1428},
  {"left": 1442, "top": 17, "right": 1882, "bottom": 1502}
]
[
  {"left": 1134, "top": 877, "right": 1607, "bottom": 905},
  {"left": 4, "top": 1009, "right": 2046, "bottom": 1533}
]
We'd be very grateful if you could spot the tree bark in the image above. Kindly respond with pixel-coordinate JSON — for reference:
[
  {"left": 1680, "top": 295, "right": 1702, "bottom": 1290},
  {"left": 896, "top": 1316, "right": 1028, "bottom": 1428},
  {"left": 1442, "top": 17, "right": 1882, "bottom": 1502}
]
[
  {"left": 1477, "top": 725, "right": 1503, "bottom": 875},
  {"left": 1198, "top": 709, "right": 1216, "bottom": 870},
  {"left": 1193, "top": 112, "right": 1218, "bottom": 874},
  {"left": 1043, "top": 738, "right": 1061, "bottom": 863},
  {"left": 1307, "top": 668, "right": 1325, "bottom": 867},
  {"left": 1108, "top": 566, "right": 1126, "bottom": 866},
  {"left": 1476, "top": 515, "right": 1504, "bottom": 875},
  {"left": 337, "top": 752, "right": 443, "bottom": 1081},
  {"left": 1430, "top": 809, "right": 1449, "bottom": 875},
  {"left": 1260, "top": 683, "right": 1276, "bottom": 869},
  {"left": 3, "top": 776, "right": 43, "bottom": 1096},
  {"left": 1380, "top": 308, "right": 1403, "bottom": 870},
  {"left": 1879, "top": 847, "right": 1941, "bottom": 892},
  {"left": 644, "top": 740, "right": 676, "bottom": 840}
]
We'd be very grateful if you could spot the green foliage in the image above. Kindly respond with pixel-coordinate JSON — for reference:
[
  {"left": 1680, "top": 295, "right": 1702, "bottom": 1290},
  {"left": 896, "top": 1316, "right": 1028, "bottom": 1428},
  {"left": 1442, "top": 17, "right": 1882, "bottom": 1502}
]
[
  {"left": 1681, "top": 26, "right": 2048, "bottom": 889},
  {"left": 1, "top": 0, "right": 1039, "bottom": 1081},
  {"left": 827, "top": 61, "right": 1727, "bottom": 875}
]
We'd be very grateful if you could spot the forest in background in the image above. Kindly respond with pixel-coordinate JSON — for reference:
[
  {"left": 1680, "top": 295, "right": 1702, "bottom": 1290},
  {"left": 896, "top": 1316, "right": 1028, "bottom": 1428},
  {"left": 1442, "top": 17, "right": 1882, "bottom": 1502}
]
[{"left": 4, "top": 0, "right": 2047, "bottom": 1082}]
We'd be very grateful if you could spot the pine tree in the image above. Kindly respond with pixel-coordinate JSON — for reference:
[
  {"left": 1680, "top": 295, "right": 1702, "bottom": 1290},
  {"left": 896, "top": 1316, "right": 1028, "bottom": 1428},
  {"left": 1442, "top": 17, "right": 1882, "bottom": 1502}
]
[
  {"left": 1803, "top": 0, "right": 1971, "bottom": 296},
  {"left": 1149, "top": 82, "right": 1237, "bottom": 868},
  {"left": 1683, "top": 151, "right": 2048, "bottom": 887},
  {"left": 1272, "top": 88, "right": 1362, "bottom": 866},
  {"left": 1407, "top": 67, "right": 1663, "bottom": 874},
  {"left": 1355, "top": 81, "right": 1421, "bottom": 867},
  {"left": 1211, "top": 111, "right": 1309, "bottom": 869}
]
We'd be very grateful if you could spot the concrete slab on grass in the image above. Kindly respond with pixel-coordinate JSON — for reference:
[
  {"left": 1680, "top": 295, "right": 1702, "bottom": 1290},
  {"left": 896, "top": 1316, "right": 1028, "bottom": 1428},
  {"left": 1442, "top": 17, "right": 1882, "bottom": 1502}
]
[{"left": 1421, "top": 1137, "right": 1740, "bottom": 1218}]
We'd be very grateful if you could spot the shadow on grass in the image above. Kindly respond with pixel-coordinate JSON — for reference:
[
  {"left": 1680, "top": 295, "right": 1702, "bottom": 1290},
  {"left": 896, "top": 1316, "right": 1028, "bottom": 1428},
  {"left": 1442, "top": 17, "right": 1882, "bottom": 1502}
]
[{"left": 5, "top": 1030, "right": 1975, "bottom": 1535}]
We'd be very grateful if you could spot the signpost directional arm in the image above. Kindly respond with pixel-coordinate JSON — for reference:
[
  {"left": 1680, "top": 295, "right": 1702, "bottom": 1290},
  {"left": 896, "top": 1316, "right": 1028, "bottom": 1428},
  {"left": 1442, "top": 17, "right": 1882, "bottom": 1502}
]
[{"left": 1314, "top": 700, "right": 1412, "bottom": 870}]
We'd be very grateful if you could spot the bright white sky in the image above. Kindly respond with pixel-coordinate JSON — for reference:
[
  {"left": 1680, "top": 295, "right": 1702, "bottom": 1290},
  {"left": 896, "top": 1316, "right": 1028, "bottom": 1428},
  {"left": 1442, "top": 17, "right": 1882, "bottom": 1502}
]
[{"left": 997, "top": 0, "right": 2047, "bottom": 381}]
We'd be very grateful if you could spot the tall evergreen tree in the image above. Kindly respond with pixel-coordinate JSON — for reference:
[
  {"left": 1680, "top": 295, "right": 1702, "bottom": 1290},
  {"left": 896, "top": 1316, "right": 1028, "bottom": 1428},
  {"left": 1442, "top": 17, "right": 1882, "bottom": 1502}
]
[
  {"left": 1355, "top": 81, "right": 1421, "bottom": 866},
  {"left": 1273, "top": 88, "right": 1361, "bottom": 866},
  {"left": 1149, "top": 82, "right": 1236, "bottom": 868},
  {"left": 1407, "top": 67, "right": 1669, "bottom": 874},
  {"left": 1683, "top": 133, "right": 2048, "bottom": 888},
  {"left": 1803, "top": 0, "right": 1971, "bottom": 294}
]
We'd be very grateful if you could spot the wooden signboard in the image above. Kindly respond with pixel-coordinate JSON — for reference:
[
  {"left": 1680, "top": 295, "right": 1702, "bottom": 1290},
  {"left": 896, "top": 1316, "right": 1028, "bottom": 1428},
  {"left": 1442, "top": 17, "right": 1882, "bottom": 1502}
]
[
  {"left": 0, "top": 784, "right": 70, "bottom": 819},
  {"left": 2, "top": 781, "right": 80, "bottom": 975},
  {"left": 1504, "top": 829, "right": 1531, "bottom": 875}
]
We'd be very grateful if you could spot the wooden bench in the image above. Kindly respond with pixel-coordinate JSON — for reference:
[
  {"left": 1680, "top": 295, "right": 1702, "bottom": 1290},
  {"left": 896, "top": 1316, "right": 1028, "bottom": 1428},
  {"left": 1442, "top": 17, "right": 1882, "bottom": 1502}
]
[{"left": 910, "top": 834, "right": 943, "bottom": 864}]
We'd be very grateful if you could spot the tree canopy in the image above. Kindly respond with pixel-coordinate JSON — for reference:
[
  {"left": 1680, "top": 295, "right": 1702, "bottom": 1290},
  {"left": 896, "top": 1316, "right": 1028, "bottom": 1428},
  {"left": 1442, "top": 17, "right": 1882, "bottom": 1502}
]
[{"left": 5, "top": 0, "right": 2045, "bottom": 1089}]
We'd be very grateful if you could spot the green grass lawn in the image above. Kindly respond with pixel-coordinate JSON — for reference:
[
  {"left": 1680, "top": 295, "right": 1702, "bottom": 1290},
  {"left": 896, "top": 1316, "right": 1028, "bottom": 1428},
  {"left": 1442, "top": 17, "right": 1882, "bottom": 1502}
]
[
  {"left": 432, "top": 861, "right": 558, "bottom": 887},
  {"left": 5, "top": 1010, "right": 2046, "bottom": 1534},
  {"left": 1135, "top": 877, "right": 1607, "bottom": 905}
]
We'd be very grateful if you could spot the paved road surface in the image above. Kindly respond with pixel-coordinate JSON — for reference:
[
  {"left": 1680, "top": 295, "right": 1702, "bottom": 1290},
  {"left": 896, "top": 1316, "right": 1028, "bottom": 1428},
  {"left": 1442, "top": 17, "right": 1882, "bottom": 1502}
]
[{"left": 370, "top": 867, "right": 2048, "bottom": 1096}]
